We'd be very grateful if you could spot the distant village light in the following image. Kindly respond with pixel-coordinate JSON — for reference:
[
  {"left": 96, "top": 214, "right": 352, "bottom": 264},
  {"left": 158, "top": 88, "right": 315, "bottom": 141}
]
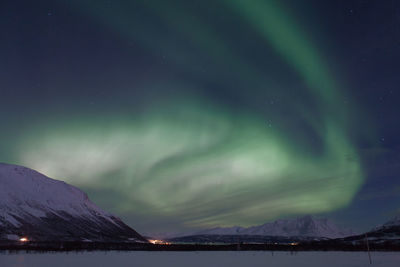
[
  {"left": 19, "top": 237, "right": 29, "bottom": 242},
  {"left": 148, "top": 239, "right": 170, "bottom": 245}
]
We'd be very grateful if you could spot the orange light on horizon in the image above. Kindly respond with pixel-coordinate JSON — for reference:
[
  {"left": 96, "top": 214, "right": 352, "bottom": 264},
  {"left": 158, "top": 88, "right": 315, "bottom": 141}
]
[
  {"left": 148, "top": 239, "right": 170, "bottom": 245},
  {"left": 19, "top": 237, "right": 29, "bottom": 242}
]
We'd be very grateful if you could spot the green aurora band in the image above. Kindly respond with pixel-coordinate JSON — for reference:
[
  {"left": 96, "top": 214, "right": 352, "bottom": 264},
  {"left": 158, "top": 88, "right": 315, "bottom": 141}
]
[{"left": 13, "top": 0, "right": 363, "bottom": 230}]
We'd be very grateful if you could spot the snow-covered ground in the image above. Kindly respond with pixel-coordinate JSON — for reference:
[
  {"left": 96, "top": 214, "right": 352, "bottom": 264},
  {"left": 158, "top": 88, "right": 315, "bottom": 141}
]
[{"left": 1, "top": 251, "right": 399, "bottom": 267}]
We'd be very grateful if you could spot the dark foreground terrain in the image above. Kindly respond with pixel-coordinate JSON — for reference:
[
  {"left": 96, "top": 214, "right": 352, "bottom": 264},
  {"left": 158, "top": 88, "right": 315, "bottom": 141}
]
[{"left": 1, "top": 240, "right": 399, "bottom": 252}]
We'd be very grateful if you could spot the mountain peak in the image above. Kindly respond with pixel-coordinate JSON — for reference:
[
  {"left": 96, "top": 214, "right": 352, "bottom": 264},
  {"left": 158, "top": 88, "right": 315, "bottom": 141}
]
[
  {"left": 373, "top": 214, "right": 400, "bottom": 231},
  {"left": 184, "top": 215, "right": 354, "bottom": 239},
  {"left": 384, "top": 215, "right": 400, "bottom": 227},
  {"left": 0, "top": 163, "right": 147, "bottom": 242}
]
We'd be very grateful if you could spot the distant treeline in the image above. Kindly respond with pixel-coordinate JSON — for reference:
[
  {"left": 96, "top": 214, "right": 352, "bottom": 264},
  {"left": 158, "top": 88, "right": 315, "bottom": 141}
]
[{"left": 0, "top": 240, "right": 400, "bottom": 252}]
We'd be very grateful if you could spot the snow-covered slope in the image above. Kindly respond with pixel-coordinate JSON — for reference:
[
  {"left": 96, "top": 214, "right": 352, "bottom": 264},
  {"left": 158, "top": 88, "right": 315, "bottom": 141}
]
[
  {"left": 377, "top": 215, "right": 400, "bottom": 229},
  {"left": 0, "top": 163, "right": 147, "bottom": 242},
  {"left": 361, "top": 215, "right": 400, "bottom": 242},
  {"left": 194, "top": 215, "right": 354, "bottom": 239},
  {"left": 340, "top": 215, "right": 400, "bottom": 245}
]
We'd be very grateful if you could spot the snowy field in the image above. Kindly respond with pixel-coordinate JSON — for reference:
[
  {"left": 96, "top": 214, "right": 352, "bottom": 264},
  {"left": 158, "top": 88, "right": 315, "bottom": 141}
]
[{"left": 1, "top": 251, "right": 400, "bottom": 267}]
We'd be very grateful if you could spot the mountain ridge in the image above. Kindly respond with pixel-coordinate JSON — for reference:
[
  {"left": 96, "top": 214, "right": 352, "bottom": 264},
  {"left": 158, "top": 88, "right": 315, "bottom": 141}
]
[
  {"left": 148, "top": 215, "right": 355, "bottom": 240},
  {"left": 194, "top": 215, "right": 355, "bottom": 238},
  {"left": 0, "top": 163, "right": 147, "bottom": 242}
]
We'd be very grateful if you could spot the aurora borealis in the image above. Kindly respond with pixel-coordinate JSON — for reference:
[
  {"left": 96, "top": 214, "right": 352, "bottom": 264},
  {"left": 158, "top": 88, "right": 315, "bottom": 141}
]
[
  {"left": 17, "top": 97, "right": 361, "bottom": 229},
  {"left": 1, "top": 0, "right": 400, "bottom": 232}
]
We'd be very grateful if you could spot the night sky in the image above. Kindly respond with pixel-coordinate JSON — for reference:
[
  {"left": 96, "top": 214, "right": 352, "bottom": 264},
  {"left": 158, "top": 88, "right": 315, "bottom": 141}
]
[{"left": 1, "top": 0, "right": 400, "bottom": 233}]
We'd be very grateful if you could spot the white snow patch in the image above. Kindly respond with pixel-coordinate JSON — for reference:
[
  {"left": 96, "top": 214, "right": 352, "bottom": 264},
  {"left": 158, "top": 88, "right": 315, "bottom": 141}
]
[{"left": 5, "top": 234, "right": 19, "bottom": 241}]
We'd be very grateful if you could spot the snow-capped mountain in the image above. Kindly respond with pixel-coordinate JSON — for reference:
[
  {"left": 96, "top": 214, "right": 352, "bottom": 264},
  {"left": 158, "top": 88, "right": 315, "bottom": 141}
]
[
  {"left": 193, "top": 215, "right": 354, "bottom": 239},
  {"left": 361, "top": 215, "right": 400, "bottom": 242},
  {"left": 375, "top": 215, "right": 400, "bottom": 230},
  {"left": 0, "top": 163, "right": 147, "bottom": 242},
  {"left": 339, "top": 215, "right": 400, "bottom": 246}
]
